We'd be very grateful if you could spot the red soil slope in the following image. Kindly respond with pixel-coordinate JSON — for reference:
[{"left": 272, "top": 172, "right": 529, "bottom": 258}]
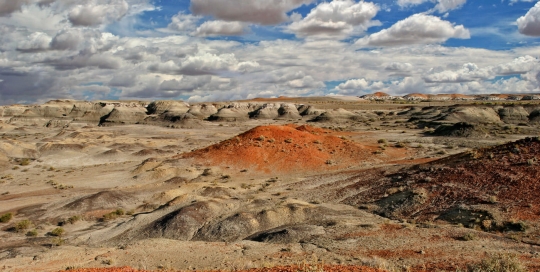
[
  {"left": 64, "top": 265, "right": 385, "bottom": 272},
  {"left": 180, "top": 125, "right": 405, "bottom": 174},
  {"left": 418, "top": 137, "right": 540, "bottom": 220},
  {"left": 347, "top": 137, "right": 540, "bottom": 221}
]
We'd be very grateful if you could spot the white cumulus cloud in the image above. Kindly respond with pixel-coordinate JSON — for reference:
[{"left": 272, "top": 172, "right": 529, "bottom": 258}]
[
  {"left": 397, "top": 0, "right": 466, "bottom": 13},
  {"left": 17, "top": 32, "right": 52, "bottom": 52},
  {"left": 287, "top": 0, "right": 379, "bottom": 38},
  {"left": 168, "top": 12, "right": 200, "bottom": 33},
  {"left": 356, "top": 14, "right": 470, "bottom": 47},
  {"left": 190, "top": 0, "right": 313, "bottom": 25},
  {"left": 68, "top": 0, "right": 129, "bottom": 26},
  {"left": 194, "top": 21, "right": 248, "bottom": 37},
  {"left": 0, "top": 0, "right": 31, "bottom": 16},
  {"left": 517, "top": 2, "right": 540, "bottom": 36}
]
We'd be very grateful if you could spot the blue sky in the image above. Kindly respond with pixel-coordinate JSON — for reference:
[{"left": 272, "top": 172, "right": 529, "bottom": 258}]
[{"left": 0, "top": 0, "right": 539, "bottom": 104}]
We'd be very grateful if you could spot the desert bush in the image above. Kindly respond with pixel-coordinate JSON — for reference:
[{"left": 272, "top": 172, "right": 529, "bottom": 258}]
[
  {"left": 15, "top": 220, "right": 32, "bottom": 231},
  {"left": 67, "top": 215, "right": 81, "bottom": 224},
  {"left": 19, "top": 158, "right": 30, "bottom": 166},
  {"left": 467, "top": 253, "right": 525, "bottom": 272},
  {"left": 115, "top": 209, "right": 125, "bottom": 216},
  {"left": 462, "top": 232, "right": 476, "bottom": 241},
  {"left": 50, "top": 237, "right": 65, "bottom": 246},
  {"left": 377, "top": 139, "right": 387, "bottom": 144},
  {"left": 102, "top": 209, "right": 125, "bottom": 221},
  {"left": 395, "top": 142, "right": 406, "bottom": 148},
  {"left": 50, "top": 227, "right": 65, "bottom": 237},
  {"left": 26, "top": 229, "right": 38, "bottom": 237},
  {"left": 284, "top": 138, "right": 293, "bottom": 143},
  {"left": 0, "top": 212, "right": 13, "bottom": 223}
]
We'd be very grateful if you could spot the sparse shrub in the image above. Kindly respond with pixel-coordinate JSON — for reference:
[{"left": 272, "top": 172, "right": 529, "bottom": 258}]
[
  {"left": 256, "top": 135, "right": 265, "bottom": 141},
  {"left": 19, "top": 158, "right": 30, "bottom": 166},
  {"left": 467, "top": 253, "right": 525, "bottom": 272},
  {"left": 0, "top": 212, "right": 13, "bottom": 223},
  {"left": 284, "top": 138, "right": 293, "bottom": 143},
  {"left": 12, "top": 166, "right": 19, "bottom": 170},
  {"left": 489, "top": 195, "right": 498, "bottom": 204},
  {"left": 102, "top": 213, "right": 116, "bottom": 221},
  {"left": 1, "top": 174, "right": 14, "bottom": 181},
  {"left": 26, "top": 229, "right": 38, "bottom": 237},
  {"left": 115, "top": 209, "right": 125, "bottom": 216},
  {"left": 67, "top": 215, "right": 81, "bottom": 224},
  {"left": 15, "top": 220, "right": 32, "bottom": 231},
  {"left": 395, "top": 142, "right": 406, "bottom": 148},
  {"left": 462, "top": 232, "right": 476, "bottom": 241},
  {"left": 50, "top": 227, "right": 64, "bottom": 237},
  {"left": 437, "top": 150, "right": 447, "bottom": 155},
  {"left": 50, "top": 237, "right": 65, "bottom": 246},
  {"left": 377, "top": 139, "right": 387, "bottom": 144}
]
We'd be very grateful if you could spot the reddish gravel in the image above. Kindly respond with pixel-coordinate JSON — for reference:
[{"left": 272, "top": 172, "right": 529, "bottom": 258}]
[
  {"left": 180, "top": 124, "right": 407, "bottom": 174},
  {"left": 410, "top": 137, "right": 540, "bottom": 220},
  {"left": 343, "top": 137, "right": 540, "bottom": 221},
  {"left": 63, "top": 265, "right": 386, "bottom": 272}
]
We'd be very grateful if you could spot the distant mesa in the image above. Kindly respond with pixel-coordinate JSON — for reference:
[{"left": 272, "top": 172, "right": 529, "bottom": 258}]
[
  {"left": 1, "top": 93, "right": 539, "bottom": 129},
  {"left": 359, "top": 92, "right": 538, "bottom": 101},
  {"left": 360, "top": 92, "right": 393, "bottom": 100}
]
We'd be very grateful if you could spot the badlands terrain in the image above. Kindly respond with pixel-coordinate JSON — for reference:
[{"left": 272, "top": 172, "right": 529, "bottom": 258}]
[{"left": 1, "top": 96, "right": 540, "bottom": 271}]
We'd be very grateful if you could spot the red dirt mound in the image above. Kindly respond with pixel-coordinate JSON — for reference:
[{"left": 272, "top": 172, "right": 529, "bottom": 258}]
[{"left": 180, "top": 125, "right": 405, "bottom": 174}]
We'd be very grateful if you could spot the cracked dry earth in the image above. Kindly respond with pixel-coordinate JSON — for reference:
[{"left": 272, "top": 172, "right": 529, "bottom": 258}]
[{"left": 2, "top": 100, "right": 540, "bottom": 272}]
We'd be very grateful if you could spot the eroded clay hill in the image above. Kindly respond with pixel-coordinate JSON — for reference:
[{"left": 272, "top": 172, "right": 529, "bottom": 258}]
[
  {"left": 181, "top": 125, "right": 406, "bottom": 174},
  {"left": 296, "top": 137, "right": 540, "bottom": 230}
]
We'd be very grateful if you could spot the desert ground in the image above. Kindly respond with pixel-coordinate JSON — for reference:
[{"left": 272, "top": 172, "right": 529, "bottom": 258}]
[{"left": 1, "top": 96, "right": 540, "bottom": 271}]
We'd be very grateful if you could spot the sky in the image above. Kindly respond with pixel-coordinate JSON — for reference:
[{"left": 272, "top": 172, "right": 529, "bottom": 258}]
[{"left": 0, "top": 0, "right": 539, "bottom": 105}]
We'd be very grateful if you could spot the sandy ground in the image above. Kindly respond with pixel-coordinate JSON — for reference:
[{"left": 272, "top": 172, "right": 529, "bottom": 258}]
[{"left": 1, "top": 100, "right": 540, "bottom": 272}]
